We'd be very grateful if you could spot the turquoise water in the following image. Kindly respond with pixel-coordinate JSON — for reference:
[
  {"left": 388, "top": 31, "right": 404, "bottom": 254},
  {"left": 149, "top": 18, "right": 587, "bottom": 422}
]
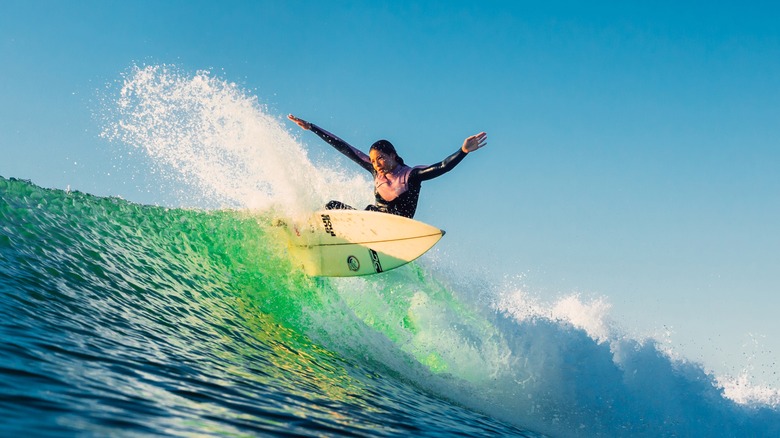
[
  {"left": 2, "top": 176, "right": 780, "bottom": 437},
  {"left": 0, "top": 176, "right": 537, "bottom": 436}
]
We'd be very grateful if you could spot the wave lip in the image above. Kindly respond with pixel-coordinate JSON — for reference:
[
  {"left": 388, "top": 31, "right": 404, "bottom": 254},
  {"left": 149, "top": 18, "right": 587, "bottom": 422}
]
[{"left": 489, "top": 287, "right": 780, "bottom": 436}]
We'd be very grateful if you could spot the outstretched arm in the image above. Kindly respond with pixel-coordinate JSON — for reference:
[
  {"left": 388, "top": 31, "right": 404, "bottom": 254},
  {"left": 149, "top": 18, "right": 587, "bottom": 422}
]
[
  {"left": 412, "top": 132, "right": 488, "bottom": 183},
  {"left": 287, "top": 114, "right": 373, "bottom": 172}
]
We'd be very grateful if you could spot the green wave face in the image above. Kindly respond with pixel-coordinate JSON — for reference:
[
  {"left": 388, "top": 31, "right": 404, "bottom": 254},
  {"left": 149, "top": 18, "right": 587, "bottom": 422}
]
[
  {"left": 4, "top": 176, "right": 777, "bottom": 437},
  {"left": 0, "top": 176, "right": 528, "bottom": 436}
]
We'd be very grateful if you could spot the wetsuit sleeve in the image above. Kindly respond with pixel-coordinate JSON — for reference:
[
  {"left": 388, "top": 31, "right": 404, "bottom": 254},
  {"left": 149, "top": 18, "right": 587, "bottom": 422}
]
[
  {"left": 310, "top": 124, "right": 374, "bottom": 173},
  {"left": 409, "top": 148, "right": 468, "bottom": 183}
]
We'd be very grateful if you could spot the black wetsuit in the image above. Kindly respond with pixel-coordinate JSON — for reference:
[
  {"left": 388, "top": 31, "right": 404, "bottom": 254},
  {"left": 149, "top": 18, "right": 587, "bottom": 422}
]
[{"left": 311, "top": 124, "right": 468, "bottom": 219}]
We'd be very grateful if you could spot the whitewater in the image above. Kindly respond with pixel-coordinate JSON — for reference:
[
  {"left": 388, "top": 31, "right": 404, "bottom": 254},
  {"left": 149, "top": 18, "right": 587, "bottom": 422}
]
[{"left": 1, "top": 65, "right": 779, "bottom": 437}]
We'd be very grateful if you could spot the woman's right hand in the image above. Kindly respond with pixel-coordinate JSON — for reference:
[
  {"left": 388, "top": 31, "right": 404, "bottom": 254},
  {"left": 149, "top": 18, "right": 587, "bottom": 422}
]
[{"left": 287, "top": 114, "right": 312, "bottom": 130}]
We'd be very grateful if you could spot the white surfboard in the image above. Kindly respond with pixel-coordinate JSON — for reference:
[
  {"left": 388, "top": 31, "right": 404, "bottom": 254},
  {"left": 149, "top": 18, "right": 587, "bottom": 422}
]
[{"left": 279, "top": 210, "right": 445, "bottom": 277}]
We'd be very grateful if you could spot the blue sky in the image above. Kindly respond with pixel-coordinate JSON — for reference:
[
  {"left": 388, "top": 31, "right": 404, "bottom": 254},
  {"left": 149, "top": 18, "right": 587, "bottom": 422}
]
[{"left": 2, "top": 1, "right": 779, "bottom": 386}]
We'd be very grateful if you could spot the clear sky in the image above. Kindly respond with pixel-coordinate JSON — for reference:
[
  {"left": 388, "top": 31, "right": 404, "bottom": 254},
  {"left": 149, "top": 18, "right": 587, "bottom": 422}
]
[{"left": 2, "top": 1, "right": 779, "bottom": 387}]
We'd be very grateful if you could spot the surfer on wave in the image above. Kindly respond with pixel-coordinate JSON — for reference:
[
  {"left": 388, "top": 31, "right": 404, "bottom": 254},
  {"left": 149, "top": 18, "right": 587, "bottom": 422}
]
[{"left": 287, "top": 114, "right": 487, "bottom": 219}]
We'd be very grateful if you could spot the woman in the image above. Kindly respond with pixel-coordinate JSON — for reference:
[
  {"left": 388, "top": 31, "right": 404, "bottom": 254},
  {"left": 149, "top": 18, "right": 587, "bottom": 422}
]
[{"left": 288, "top": 114, "right": 487, "bottom": 219}]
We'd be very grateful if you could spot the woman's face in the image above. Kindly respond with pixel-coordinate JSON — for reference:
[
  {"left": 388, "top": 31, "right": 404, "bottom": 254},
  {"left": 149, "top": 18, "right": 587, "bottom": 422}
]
[{"left": 369, "top": 149, "right": 398, "bottom": 174}]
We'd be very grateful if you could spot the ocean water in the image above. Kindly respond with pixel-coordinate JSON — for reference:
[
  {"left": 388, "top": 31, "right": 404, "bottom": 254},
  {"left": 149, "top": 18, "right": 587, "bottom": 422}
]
[
  {"left": 2, "top": 65, "right": 780, "bottom": 437},
  {"left": 0, "top": 176, "right": 538, "bottom": 436}
]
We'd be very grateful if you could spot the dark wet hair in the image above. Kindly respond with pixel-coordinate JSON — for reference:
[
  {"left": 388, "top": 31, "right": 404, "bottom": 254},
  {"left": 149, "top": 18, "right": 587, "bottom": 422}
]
[{"left": 370, "top": 140, "right": 405, "bottom": 166}]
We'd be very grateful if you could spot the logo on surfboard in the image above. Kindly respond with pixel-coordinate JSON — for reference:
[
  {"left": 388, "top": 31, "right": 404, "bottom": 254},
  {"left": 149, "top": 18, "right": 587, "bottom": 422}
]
[
  {"left": 347, "top": 256, "right": 360, "bottom": 271},
  {"left": 320, "top": 214, "right": 336, "bottom": 237},
  {"left": 369, "top": 249, "right": 383, "bottom": 273}
]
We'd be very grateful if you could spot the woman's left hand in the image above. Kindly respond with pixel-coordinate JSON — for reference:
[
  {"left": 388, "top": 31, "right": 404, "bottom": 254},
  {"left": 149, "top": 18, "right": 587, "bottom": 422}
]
[{"left": 462, "top": 132, "right": 487, "bottom": 153}]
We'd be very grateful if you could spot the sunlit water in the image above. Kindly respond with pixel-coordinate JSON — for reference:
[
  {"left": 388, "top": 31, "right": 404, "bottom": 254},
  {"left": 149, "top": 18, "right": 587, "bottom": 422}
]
[{"left": 1, "top": 65, "right": 778, "bottom": 437}]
